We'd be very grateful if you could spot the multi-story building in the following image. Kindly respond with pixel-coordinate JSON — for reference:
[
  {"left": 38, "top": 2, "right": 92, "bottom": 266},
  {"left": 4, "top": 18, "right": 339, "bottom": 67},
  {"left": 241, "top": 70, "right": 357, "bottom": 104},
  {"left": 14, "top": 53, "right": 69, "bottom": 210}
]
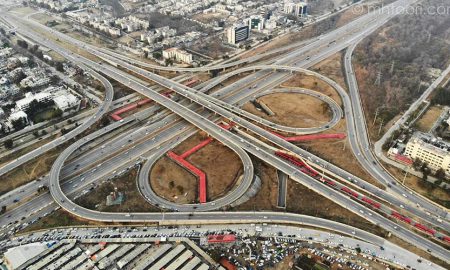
[
  {"left": 283, "top": 1, "right": 308, "bottom": 17},
  {"left": 15, "top": 92, "right": 52, "bottom": 112},
  {"left": 245, "top": 16, "right": 265, "bottom": 31},
  {"left": 162, "top": 48, "right": 193, "bottom": 64},
  {"left": 404, "top": 131, "right": 450, "bottom": 176},
  {"left": 226, "top": 24, "right": 250, "bottom": 44}
]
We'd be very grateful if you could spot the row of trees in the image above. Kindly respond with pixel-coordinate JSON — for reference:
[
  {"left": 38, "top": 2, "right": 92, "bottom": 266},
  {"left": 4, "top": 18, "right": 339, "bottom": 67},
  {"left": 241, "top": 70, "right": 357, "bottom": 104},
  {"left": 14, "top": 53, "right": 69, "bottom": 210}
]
[{"left": 412, "top": 158, "right": 448, "bottom": 185}]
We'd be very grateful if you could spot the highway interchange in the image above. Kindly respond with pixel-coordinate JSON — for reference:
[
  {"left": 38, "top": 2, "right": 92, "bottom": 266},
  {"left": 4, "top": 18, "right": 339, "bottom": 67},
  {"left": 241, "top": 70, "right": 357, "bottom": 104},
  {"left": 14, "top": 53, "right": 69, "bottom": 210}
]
[{"left": 0, "top": 0, "right": 449, "bottom": 267}]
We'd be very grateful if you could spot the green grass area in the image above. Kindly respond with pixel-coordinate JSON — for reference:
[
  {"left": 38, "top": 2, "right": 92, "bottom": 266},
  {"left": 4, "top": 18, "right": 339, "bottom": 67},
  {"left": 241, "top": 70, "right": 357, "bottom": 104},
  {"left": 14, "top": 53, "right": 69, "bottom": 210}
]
[{"left": 32, "top": 108, "right": 62, "bottom": 123}]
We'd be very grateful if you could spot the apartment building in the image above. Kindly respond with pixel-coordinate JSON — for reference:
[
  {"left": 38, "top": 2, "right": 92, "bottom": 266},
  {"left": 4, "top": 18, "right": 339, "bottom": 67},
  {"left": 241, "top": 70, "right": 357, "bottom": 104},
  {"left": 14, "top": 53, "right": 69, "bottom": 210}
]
[
  {"left": 404, "top": 131, "right": 450, "bottom": 176},
  {"left": 162, "top": 48, "right": 193, "bottom": 64},
  {"left": 283, "top": 1, "right": 308, "bottom": 17}
]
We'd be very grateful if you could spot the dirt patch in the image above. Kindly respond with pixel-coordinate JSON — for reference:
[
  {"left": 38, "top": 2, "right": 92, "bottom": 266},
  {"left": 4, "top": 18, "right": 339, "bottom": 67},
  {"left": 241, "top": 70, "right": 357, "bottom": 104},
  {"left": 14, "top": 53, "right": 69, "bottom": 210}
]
[
  {"left": 0, "top": 145, "right": 62, "bottom": 196},
  {"left": 150, "top": 132, "right": 243, "bottom": 203},
  {"left": 415, "top": 106, "right": 443, "bottom": 132},
  {"left": 311, "top": 52, "right": 347, "bottom": 91},
  {"left": 192, "top": 13, "right": 227, "bottom": 24},
  {"left": 234, "top": 159, "right": 279, "bottom": 210},
  {"left": 75, "top": 169, "right": 160, "bottom": 212},
  {"left": 150, "top": 155, "right": 198, "bottom": 204},
  {"left": 187, "top": 139, "right": 243, "bottom": 201},
  {"left": 281, "top": 74, "right": 343, "bottom": 107},
  {"left": 242, "top": 92, "right": 332, "bottom": 128},
  {"left": 11, "top": 6, "right": 36, "bottom": 15}
]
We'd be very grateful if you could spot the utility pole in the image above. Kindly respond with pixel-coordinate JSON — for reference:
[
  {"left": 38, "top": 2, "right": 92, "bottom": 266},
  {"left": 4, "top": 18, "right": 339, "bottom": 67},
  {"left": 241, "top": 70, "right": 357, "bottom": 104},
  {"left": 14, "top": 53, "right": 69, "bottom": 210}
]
[
  {"left": 402, "top": 169, "right": 408, "bottom": 184},
  {"left": 375, "top": 71, "right": 382, "bottom": 86},
  {"left": 373, "top": 107, "right": 379, "bottom": 126},
  {"left": 389, "top": 61, "right": 395, "bottom": 74},
  {"left": 378, "top": 119, "right": 384, "bottom": 136}
]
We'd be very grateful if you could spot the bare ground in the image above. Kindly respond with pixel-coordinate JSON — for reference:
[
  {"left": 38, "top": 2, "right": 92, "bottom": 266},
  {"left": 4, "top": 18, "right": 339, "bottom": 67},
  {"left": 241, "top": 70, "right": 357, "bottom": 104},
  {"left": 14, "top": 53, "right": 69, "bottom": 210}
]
[
  {"left": 75, "top": 169, "right": 160, "bottom": 212},
  {"left": 311, "top": 52, "right": 347, "bottom": 91},
  {"left": 150, "top": 155, "right": 198, "bottom": 204},
  {"left": 415, "top": 106, "right": 443, "bottom": 132},
  {"left": 242, "top": 92, "right": 332, "bottom": 128},
  {"left": 187, "top": 140, "right": 243, "bottom": 201},
  {"left": 281, "top": 74, "right": 343, "bottom": 107},
  {"left": 150, "top": 132, "right": 243, "bottom": 203},
  {"left": 0, "top": 145, "right": 62, "bottom": 196}
]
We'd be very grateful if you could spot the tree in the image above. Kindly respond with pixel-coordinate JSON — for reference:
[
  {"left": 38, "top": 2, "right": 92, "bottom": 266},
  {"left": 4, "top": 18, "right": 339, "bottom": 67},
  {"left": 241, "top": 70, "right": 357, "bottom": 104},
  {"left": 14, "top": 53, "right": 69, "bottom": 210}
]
[
  {"left": 412, "top": 158, "right": 423, "bottom": 170},
  {"left": 169, "top": 181, "right": 175, "bottom": 189},
  {"left": 17, "top": 39, "right": 28, "bottom": 49},
  {"left": 152, "top": 51, "right": 162, "bottom": 59},
  {"left": 35, "top": 50, "right": 43, "bottom": 59},
  {"left": 435, "top": 169, "right": 446, "bottom": 181},
  {"left": 55, "top": 62, "right": 64, "bottom": 72},
  {"left": 11, "top": 118, "right": 27, "bottom": 131},
  {"left": 165, "top": 58, "right": 173, "bottom": 66},
  {"left": 4, "top": 139, "right": 13, "bottom": 149}
]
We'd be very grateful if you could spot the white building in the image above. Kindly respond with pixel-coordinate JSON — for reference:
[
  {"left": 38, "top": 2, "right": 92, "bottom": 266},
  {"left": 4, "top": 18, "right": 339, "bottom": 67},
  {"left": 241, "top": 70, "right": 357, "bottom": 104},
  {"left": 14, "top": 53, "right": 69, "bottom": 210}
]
[
  {"left": 53, "top": 92, "right": 80, "bottom": 112},
  {"left": 162, "top": 48, "right": 193, "bottom": 64},
  {"left": 284, "top": 1, "right": 308, "bottom": 17},
  {"left": 226, "top": 24, "right": 250, "bottom": 44},
  {"left": 405, "top": 131, "right": 450, "bottom": 176},
  {"left": 15, "top": 92, "right": 52, "bottom": 111},
  {"left": 3, "top": 243, "right": 48, "bottom": 269},
  {"left": 8, "top": 110, "right": 29, "bottom": 126}
]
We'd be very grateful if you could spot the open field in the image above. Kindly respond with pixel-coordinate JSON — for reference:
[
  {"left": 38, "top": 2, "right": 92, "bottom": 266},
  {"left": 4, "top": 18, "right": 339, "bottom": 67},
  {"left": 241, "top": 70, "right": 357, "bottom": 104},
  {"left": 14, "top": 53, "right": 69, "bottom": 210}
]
[
  {"left": 281, "top": 74, "right": 343, "bottom": 107},
  {"left": 151, "top": 155, "right": 198, "bottom": 204},
  {"left": 242, "top": 92, "right": 332, "bottom": 128},
  {"left": 311, "top": 52, "right": 347, "bottom": 91},
  {"left": 191, "top": 13, "right": 228, "bottom": 24},
  {"left": 233, "top": 159, "right": 279, "bottom": 211},
  {"left": 415, "top": 106, "right": 443, "bottom": 132},
  {"left": 150, "top": 132, "right": 243, "bottom": 203},
  {"left": 31, "top": 12, "right": 57, "bottom": 25},
  {"left": 0, "top": 141, "right": 62, "bottom": 196},
  {"left": 75, "top": 169, "right": 161, "bottom": 212},
  {"left": 187, "top": 138, "right": 243, "bottom": 201},
  {"left": 10, "top": 6, "right": 36, "bottom": 15}
]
